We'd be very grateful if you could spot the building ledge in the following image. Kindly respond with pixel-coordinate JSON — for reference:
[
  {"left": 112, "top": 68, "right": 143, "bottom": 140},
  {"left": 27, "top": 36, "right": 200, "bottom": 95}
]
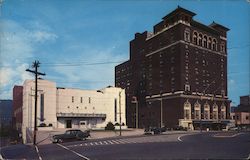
[{"left": 56, "top": 113, "right": 106, "bottom": 118}]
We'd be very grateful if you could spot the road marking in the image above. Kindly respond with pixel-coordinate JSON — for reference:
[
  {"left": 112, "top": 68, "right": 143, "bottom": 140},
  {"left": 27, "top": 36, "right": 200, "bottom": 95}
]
[
  {"left": 177, "top": 135, "right": 183, "bottom": 142},
  {"left": 90, "top": 143, "right": 93, "bottom": 146},
  {"left": 108, "top": 141, "right": 114, "bottom": 144},
  {"left": 94, "top": 142, "right": 99, "bottom": 145},
  {"left": 247, "top": 153, "right": 250, "bottom": 160},
  {"left": 0, "top": 153, "right": 4, "bottom": 160},
  {"left": 111, "top": 140, "right": 120, "bottom": 144},
  {"left": 99, "top": 141, "right": 103, "bottom": 145},
  {"left": 35, "top": 145, "right": 42, "bottom": 160},
  {"left": 213, "top": 132, "right": 244, "bottom": 138},
  {"left": 57, "top": 143, "right": 90, "bottom": 160},
  {"left": 103, "top": 141, "right": 108, "bottom": 145}
]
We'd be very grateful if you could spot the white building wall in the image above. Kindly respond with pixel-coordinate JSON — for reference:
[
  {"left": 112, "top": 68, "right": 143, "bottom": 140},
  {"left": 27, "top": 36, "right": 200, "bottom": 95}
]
[
  {"left": 56, "top": 87, "right": 126, "bottom": 128},
  {"left": 22, "top": 79, "right": 126, "bottom": 143},
  {"left": 22, "top": 80, "right": 57, "bottom": 143}
]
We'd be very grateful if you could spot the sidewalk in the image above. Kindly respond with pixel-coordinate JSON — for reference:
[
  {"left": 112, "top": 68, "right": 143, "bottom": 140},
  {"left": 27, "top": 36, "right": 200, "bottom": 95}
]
[{"left": 36, "top": 128, "right": 145, "bottom": 145}]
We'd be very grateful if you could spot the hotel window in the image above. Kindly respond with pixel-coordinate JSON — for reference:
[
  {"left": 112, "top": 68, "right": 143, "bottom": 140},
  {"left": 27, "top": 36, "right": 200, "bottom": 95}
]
[
  {"left": 193, "top": 32, "right": 198, "bottom": 45},
  {"left": 208, "top": 37, "right": 212, "bottom": 49},
  {"left": 221, "top": 43, "right": 225, "bottom": 53},
  {"left": 194, "top": 102, "right": 201, "bottom": 119},
  {"left": 212, "top": 104, "right": 218, "bottom": 120},
  {"left": 184, "top": 30, "right": 190, "bottom": 42},
  {"left": 204, "top": 104, "right": 210, "bottom": 119},
  {"left": 80, "top": 97, "right": 83, "bottom": 103},
  {"left": 88, "top": 97, "right": 91, "bottom": 104},
  {"left": 72, "top": 96, "right": 74, "bottom": 103},
  {"left": 198, "top": 33, "right": 202, "bottom": 46},
  {"left": 212, "top": 39, "right": 217, "bottom": 51},
  {"left": 184, "top": 101, "right": 191, "bottom": 120},
  {"left": 203, "top": 35, "right": 207, "bottom": 48},
  {"left": 184, "top": 84, "right": 190, "bottom": 91}
]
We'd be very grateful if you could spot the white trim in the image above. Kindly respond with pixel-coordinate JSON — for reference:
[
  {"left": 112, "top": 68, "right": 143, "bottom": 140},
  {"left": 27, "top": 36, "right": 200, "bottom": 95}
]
[
  {"left": 145, "top": 40, "right": 227, "bottom": 57},
  {"left": 220, "top": 36, "right": 227, "bottom": 41}
]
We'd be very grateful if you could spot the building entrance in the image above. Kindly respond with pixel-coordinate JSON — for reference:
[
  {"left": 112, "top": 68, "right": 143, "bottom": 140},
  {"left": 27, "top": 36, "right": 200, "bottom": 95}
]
[{"left": 66, "top": 120, "right": 72, "bottom": 128}]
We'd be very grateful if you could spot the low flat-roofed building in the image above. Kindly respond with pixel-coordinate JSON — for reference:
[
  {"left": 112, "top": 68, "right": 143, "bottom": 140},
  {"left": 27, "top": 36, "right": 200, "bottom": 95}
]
[{"left": 22, "top": 79, "right": 126, "bottom": 143}]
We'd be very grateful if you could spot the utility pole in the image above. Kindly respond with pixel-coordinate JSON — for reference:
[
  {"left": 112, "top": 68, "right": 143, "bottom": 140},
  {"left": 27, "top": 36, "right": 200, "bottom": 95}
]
[{"left": 26, "top": 60, "right": 45, "bottom": 145}]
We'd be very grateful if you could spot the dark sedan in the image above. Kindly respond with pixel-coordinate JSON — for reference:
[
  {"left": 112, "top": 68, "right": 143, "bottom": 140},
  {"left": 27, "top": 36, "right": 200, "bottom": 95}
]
[{"left": 51, "top": 129, "right": 90, "bottom": 143}]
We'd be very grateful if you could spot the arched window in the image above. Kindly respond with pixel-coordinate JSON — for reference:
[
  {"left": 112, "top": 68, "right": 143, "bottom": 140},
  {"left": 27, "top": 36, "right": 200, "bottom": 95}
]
[
  {"left": 208, "top": 37, "right": 212, "bottom": 49},
  {"left": 212, "top": 39, "right": 217, "bottom": 51},
  {"left": 220, "top": 42, "right": 225, "bottom": 53},
  {"left": 184, "top": 100, "right": 191, "bottom": 120},
  {"left": 203, "top": 35, "right": 207, "bottom": 48},
  {"left": 204, "top": 103, "right": 210, "bottom": 120},
  {"left": 212, "top": 104, "right": 218, "bottom": 120},
  {"left": 194, "top": 101, "right": 201, "bottom": 119},
  {"left": 198, "top": 33, "right": 202, "bottom": 46},
  {"left": 193, "top": 32, "right": 198, "bottom": 45},
  {"left": 221, "top": 104, "right": 226, "bottom": 119}
]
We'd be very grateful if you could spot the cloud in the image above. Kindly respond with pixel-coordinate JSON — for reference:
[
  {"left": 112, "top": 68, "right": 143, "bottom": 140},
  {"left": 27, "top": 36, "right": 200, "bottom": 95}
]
[{"left": 0, "top": 19, "right": 58, "bottom": 99}]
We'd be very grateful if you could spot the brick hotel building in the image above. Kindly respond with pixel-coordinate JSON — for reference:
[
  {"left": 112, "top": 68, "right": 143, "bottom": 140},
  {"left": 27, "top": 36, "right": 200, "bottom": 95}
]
[{"left": 115, "top": 6, "right": 232, "bottom": 130}]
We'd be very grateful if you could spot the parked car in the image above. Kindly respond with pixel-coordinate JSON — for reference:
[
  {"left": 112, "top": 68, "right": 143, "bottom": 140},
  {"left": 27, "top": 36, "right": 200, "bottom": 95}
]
[
  {"left": 172, "top": 126, "right": 187, "bottom": 131},
  {"left": 144, "top": 127, "right": 162, "bottom": 135},
  {"left": 52, "top": 129, "right": 90, "bottom": 143}
]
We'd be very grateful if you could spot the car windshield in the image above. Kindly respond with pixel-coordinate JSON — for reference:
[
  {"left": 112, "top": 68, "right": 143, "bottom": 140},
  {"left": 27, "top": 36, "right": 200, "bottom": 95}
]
[{"left": 65, "top": 131, "right": 71, "bottom": 135}]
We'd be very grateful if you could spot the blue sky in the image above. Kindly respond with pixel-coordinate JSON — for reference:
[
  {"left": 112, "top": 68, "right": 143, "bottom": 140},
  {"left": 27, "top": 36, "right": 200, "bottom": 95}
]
[{"left": 0, "top": 0, "right": 249, "bottom": 105}]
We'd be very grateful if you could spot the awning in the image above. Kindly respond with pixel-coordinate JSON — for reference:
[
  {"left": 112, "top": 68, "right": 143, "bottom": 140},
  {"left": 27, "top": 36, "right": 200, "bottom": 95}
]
[{"left": 56, "top": 113, "right": 106, "bottom": 118}]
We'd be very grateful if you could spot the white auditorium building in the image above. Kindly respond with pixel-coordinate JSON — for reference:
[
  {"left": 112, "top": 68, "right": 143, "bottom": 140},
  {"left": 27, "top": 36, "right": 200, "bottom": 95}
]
[{"left": 22, "top": 79, "right": 126, "bottom": 143}]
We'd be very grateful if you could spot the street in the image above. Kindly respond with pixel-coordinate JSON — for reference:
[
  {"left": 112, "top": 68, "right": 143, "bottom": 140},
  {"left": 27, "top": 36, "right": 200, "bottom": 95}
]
[{"left": 1, "top": 131, "right": 250, "bottom": 160}]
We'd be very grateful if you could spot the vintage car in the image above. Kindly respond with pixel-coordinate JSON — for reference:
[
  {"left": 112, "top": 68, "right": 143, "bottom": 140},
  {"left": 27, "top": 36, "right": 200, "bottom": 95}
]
[{"left": 51, "top": 129, "right": 90, "bottom": 143}]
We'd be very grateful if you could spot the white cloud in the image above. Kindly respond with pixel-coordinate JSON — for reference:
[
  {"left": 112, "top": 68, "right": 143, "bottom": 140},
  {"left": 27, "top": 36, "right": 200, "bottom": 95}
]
[{"left": 0, "top": 19, "right": 57, "bottom": 99}]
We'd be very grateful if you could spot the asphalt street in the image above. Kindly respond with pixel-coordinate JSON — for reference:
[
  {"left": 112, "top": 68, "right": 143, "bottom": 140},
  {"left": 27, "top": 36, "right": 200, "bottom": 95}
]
[{"left": 1, "top": 131, "right": 250, "bottom": 160}]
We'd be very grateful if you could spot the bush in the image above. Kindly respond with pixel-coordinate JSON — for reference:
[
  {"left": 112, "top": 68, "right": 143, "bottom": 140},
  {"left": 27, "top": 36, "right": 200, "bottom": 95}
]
[
  {"left": 48, "top": 123, "right": 53, "bottom": 127},
  {"left": 39, "top": 123, "right": 46, "bottom": 127},
  {"left": 114, "top": 122, "right": 120, "bottom": 126},
  {"left": 105, "top": 122, "right": 115, "bottom": 130}
]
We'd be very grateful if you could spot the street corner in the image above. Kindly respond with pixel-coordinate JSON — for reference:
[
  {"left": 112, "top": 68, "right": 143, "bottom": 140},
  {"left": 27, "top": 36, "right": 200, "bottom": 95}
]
[{"left": 0, "top": 144, "right": 39, "bottom": 160}]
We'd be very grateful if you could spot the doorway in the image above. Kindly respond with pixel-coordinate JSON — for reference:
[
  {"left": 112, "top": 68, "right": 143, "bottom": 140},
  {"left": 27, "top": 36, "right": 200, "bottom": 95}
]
[{"left": 66, "top": 120, "right": 72, "bottom": 128}]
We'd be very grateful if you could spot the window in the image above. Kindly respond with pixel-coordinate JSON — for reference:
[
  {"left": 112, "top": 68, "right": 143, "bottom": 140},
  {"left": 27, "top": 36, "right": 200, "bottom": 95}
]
[
  {"left": 185, "top": 84, "right": 190, "bottom": 91},
  {"left": 198, "top": 34, "right": 202, "bottom": 46},
  {"left": 193, "top": 32, "right": 198, "bottom": 45},
  {"left": 208, "top": 37, "right": 212, "bottom": 49},
  {"left": 203, "top": 35, "right": 207, "bottom": 48},
  {"left": 184, "top": 30, "right": 190, "bottom": 42},
  {"left": 204, "top": 103, "right": 210, "bottom": 119},
  {"left": 184, "top": 101, "right": 191, "bottom": 120},
  {"left": 194, "top": 102, "right": 201, "bottom": 119},
  {"left": 114, "top": 98, "right": 117, "bottom": 121},
  {"left": 80, "top": 97, "right": 83, "bottom": 103},
  {"left": 212, "top": 39, "right": 217, "bottom": 51},
  {"left": 221, "top": 43, "right": 225, "bottom": 53},
  {"left": 88, "top": 97, "right": 91, "bottom": 104},
  {"left": 40, "top": 94, "right": 44, "bottom": 121},
  {"left": 72, "top": 96, "right": 74, "bottom": 103}
]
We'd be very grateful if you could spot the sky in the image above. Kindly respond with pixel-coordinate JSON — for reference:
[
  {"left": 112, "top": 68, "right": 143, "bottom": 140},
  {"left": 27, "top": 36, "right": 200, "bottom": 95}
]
[{"left": 0, "top": 0, "right": 249, "bottom": 105}]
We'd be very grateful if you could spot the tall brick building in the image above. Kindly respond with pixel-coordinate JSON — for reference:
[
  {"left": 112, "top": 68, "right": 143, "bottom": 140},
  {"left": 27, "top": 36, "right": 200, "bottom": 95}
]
[{"left": 115, "top": 6, "right": 231, "bottom": 130}]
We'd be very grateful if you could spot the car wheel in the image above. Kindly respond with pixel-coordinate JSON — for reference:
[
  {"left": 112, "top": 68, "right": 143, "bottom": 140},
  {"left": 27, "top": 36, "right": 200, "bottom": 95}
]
[
  {"left": 57, "top": 138, "right": 63, "bottom": 143},
  {"left": 81, "top": 137, "right": 86, "bottom": 141}
]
